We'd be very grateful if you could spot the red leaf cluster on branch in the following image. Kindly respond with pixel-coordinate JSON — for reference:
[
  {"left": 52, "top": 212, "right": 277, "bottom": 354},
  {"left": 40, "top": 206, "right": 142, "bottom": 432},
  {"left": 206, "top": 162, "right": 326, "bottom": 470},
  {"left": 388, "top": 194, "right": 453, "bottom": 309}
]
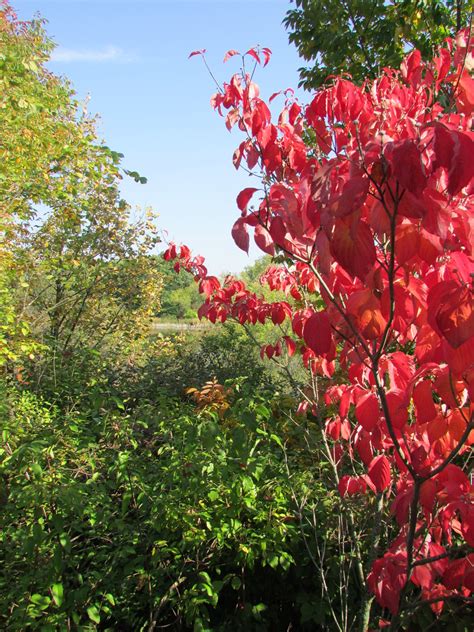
[{"left": 165, "top": 34, "right": 474, "bottom": 620}]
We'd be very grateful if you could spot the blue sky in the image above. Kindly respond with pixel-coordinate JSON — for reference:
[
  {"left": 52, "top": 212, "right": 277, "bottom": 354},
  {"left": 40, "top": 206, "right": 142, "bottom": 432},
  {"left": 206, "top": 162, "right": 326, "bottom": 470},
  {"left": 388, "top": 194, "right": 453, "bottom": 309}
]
[{"left": 15, "top": 0, "right": 306, "bottom": 274}]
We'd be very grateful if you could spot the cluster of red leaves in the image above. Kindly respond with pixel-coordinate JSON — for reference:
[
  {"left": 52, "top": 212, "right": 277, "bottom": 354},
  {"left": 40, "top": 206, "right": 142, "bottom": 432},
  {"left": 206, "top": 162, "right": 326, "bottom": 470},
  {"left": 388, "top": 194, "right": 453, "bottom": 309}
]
[{"left": 165, "top": 35, "right": 473, "bottom": 619}]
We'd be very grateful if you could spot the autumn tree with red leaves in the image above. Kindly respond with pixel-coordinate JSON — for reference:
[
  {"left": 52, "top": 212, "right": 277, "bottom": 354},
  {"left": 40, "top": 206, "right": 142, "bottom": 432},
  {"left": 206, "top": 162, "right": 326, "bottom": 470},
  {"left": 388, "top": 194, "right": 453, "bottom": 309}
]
[{"left": 165, "top": 31, "right": 474, "bottom": 630}]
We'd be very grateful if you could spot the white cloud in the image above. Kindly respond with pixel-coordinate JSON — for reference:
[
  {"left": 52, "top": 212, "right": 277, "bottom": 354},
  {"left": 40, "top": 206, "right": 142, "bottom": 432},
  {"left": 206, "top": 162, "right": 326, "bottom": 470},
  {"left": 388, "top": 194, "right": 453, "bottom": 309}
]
[{"left": 50, "top": 45, "right": 136, "bottom": 63}]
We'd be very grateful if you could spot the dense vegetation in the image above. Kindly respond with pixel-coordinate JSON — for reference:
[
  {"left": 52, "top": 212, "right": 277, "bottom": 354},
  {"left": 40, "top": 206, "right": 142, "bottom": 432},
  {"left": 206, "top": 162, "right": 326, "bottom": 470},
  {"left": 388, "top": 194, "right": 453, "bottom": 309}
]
[
  {"left": 1, "top": 2, "right": 472, "bottom": 631},
  {"left": 284, "top": 0, "right": 470, "bottom": 88},
  {"left": 0, "top": 5, "right": 327, "bottom": 630}
]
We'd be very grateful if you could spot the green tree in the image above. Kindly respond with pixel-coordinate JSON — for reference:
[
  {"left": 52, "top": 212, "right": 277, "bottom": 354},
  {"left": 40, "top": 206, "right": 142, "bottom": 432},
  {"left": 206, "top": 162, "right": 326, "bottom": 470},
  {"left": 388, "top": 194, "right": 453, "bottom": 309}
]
[
  {"left": 0, "top": 3, "right": 161, "bottom": 370},
  {"left": 240, "top": 256, "right": 272, "bottom": 292},
  {"left": 0, "top": 3, "right": 106, "bottom": 222},
  {"left": 284, "top": 0, "right": 471, "bottom": 88},
  {"left": 0, "top": 2, "right": 82, "bottom": 363},
  {"left": 155, "top": 254, "right": 202, "bottom": 319},
  {"left": 16, "top": 208, "right": 161, "bottom": 356}
]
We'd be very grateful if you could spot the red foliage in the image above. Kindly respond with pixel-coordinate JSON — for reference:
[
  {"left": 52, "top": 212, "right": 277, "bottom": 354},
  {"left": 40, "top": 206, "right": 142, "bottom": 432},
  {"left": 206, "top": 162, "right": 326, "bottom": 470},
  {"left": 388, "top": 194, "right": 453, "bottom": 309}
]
[{"left": 165, "top": 33, "right": 474, "bottom": 621}]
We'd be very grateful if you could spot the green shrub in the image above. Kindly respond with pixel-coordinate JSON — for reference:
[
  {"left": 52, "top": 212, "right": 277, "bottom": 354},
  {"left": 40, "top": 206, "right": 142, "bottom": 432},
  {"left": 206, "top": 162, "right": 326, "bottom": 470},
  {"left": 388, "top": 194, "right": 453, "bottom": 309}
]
[
  {"left": 0, "top": 381, "right": 343, "bottom": 630},
  {"left": 113, "top": 322, "right": 307, "bottom": 406}
]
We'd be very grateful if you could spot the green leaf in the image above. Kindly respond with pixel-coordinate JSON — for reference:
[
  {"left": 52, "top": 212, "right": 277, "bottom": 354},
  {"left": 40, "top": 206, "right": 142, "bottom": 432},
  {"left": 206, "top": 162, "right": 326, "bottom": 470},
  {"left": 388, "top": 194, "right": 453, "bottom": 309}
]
[
  {"left": 104, "top": 593, "right": 115, "bottom": 606},
  {"left": 51, "top": 583, "right": 64, "bottom": 607},
  {"left": 230, "top": 576, "right": 241, "bottom": 590},
  {"left": 31, "top": 462, "right": 43, "bottom": 477},
  {"left": 30, "top": 594, "right": 51, "bottom": 610},
  {"left": 59, "top": 533, "right": 70, "bottom": 550},
  {"left": 270, "top": 434, "right": 284, "bottom": 450},
  {"left": 268, "top": 555, "right": 279, "bottom": 569},
  {"left": 111, "top": 396, "right": 125, "bottom": 410},
  {"left": 87, "top": 605, "right": 101, "bottom": 624},
  {"left": 254, "top": 403, "right": 271, "bottom": 420}
]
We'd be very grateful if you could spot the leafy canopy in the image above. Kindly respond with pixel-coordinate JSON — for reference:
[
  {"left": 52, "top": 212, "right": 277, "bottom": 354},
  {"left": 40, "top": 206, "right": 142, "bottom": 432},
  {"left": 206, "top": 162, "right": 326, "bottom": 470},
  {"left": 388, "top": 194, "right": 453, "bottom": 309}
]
[
  {"left": 284, "top": 0, "right": 471, "bottom": 88},
  {"left": 0, "top": 2, "right": 161, "bottom": 367}
]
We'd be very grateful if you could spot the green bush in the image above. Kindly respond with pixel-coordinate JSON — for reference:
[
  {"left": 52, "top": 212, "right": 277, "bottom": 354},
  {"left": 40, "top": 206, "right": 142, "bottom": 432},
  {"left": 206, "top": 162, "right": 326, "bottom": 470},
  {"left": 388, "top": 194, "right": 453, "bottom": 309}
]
[
  {"left": 113, "top": 322, "right": 307, "bottom": 406},
  {"left": 1, "top": 380, "right": 343, "bottom": 631}
]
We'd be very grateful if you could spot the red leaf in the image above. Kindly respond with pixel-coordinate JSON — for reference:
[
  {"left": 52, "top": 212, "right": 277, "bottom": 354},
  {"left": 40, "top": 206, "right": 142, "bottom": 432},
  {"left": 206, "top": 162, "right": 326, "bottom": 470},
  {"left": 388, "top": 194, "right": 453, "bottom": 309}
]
[
  {"left": 251, "top": 99, "right": 271, "bottom": 135},
  {"left": 303, "top": 311, "right": 332, "bottom": 355},
  {"left": 421, "top": 585, "right": 449, "bottom": 615},
  {"left": 179, "top": 244, "right": 191, "bottom": 260},
  {"left": 236, "top": 187, "right": 258, "bottom": 213},
  {"left": 330, "top": 217, "right": 376, "bottom": 280},
  {"left": 368, "top": 455, "right": 391, "bottom": 492},
  {"left": 385, "top": 139, "right": 426, "bottom": 196},
  {"left": 223, "top": 49, "right": 239, "bottom": 62},
  {"left": 367, "top": 553, "right": 406, "bottom": 614},
  {"left": 355, "top": 392, "right": 380, "bottom": 431},
  {"left": 331, "top": 175, "right": 369, "bottom": 217},
  {"left": 326, "top": 417, "right": 341, "bottom": 440},
  {"left": 245, "top": 48, "right": 260, "bottom": 64},
  {"left": 189, "top": 49, "right": 206, "bottom": 58},
  {"left": 432, "top": 124, "right": 474, "bottom": 196},
  {"left": 284, "top": 336, "right": 296, "bottom": 357},
  {"left": 444, "top": 335, "right": 474, "bottom": 375},
  {"left": 442, "top": 558, "right": 466, "bottom": 590},
  {"left": 418, "top": 229, "right": 443, "bottom": 264},
  {"left": 271, "top": 303, "right": 286, "bottom": 325},
  {"left": 269, "top": 90, "right": 282, "bottom": 103},
  {"left": 225, "top": 108, "right": 240, "bottom": 131},
  {"left": 231, "top": 217, "right": 250, "bottom": 253},
  {"left": 419, "top": 479, "right": 437, "bottom": 512},
  {"left": 385, "top": 390, "right": 409, "bottom": 429},
  {"left": 261, "top": 47, "right": 272, "bottom": 67},
  {"left": 163, "top": 243, "right": 177, "bottom": 261},
  {"left": 258, "top": 125, "right": 282, "bottom": 172},
  {"left": 233, "top": 141, "right": 245, "bottom": 169},
  {"left": 354, "top": 429, "right": 374, "bottom": 466},
  {"left": 383, "top": 351, "right": 415, "bottom": 392},
  {"left": 292, "top": 308, "right": 313, "bottom": 338},
  {"left": 269, "top": 216, "right": 287, "bottom": 246},
  {"left": 254, "top": 224, "right": 274, "bottom": 255},
  {"left": 339, "top": 387, "right": 352, "bottom": 418},
  {"left": 346, "top": 289, "right": 387, "bottom": 340},
  {"left": 457, "top": 69, "right": 474, "bottom": 115},
  {"left": 428, "top": 280, "right": 474, "bottom": 349},
  {"left": 411, "top": 564, "right": 435, "bottom": 590},
  {"left": 433, "top": 47, "right": 451, "bottom": 87},
  {"left": 413, "top": 380, "right": 437, "bottom": 424},
  {"left": 338, "top": 475, "right": 367, "bottom": 497},
  {"left": 401, "top": 49, "right": 422, "bottom": 85},
  {"left": 395, "top": 222, "right": 419, "bottom": 265},
  {"left": 199, "top": 276, "right": 220, "bottom": 297}
]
